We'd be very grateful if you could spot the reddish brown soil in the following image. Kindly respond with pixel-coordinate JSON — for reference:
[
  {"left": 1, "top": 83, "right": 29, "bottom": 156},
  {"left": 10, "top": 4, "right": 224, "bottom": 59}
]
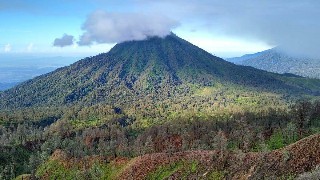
[
  {"left": 44, "top": 134, "right": 320, "bottom": 179},
  {"left": 118, "top": 134, "right": 320, "bottom": 179}
]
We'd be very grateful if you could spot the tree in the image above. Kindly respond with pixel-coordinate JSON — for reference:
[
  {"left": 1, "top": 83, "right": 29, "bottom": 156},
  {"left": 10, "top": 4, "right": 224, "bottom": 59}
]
[
  {"left": 28, "top": 153, "right": 40, "bottom": 179},
  {"left": 283, "top": 122, "right": 298, "bottom": 144},
  {"left": 212, "top": 130, "right": 228, "bottom": 158},
  {"left": 293, "top": 100, "right": 312, "bottom": 139},
  {"left": 144, "top": 136, "right": 154, "bottom": 154}
]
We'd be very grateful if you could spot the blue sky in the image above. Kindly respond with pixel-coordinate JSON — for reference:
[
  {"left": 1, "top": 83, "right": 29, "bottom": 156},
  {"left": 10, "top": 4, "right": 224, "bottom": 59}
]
[{"left": 1, "top": 0, "right": 320, "bottom": 58}]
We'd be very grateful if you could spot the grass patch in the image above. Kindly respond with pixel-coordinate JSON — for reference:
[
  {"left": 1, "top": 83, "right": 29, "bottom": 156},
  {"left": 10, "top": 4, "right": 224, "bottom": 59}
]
[
  {"left": 36, "top": 159, "right": 126, "bottom": 180},
  {"left": 70, "top": 118, "right": 103, "bottom": 129},
  {"left": 207, "top": 170, "right": 226, "bottom": 180},
  {"left": 147, "top": 161, "right": 183, "bottom": 180},
  {"left": 36, "top": 160, "right": 70, "bottom": 180},
  {"left": 195, "top": 87, "right": 215, "bottom": 96},
  {"left": 146, "top": 160, "right": 200, "bottom": 180},
  {"left": 14, "top": 174, "right": 32, "bottom": 180}
]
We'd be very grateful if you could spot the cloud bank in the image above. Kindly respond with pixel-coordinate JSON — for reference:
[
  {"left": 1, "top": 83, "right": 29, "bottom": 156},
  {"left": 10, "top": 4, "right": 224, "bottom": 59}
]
[
  {"left": 53, "top": 34, "right": 74, "bottom": 47},
  {"left": 140, "top": 0, "right": 320, "bottom": 58},
  {"left": 78, "top": 10, "right": 179, "bottom": 45},
  {"left": 49, "top": 0, "right": 320, "bottom": 57}
]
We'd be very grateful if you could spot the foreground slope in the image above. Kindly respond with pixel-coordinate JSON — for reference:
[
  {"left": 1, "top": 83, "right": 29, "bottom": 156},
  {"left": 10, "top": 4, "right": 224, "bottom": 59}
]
[
  {"left": 119, "top": 133, "right": 320, "bottom": 179},
  {"left": 1, "top": 34, "right": 320, "bottom": 113},
  {"left": 34, "top": 133, "right": 320, "bottom": 179},
  {"left": 228, "top": 48, "right": 320, "bottom": 79}
]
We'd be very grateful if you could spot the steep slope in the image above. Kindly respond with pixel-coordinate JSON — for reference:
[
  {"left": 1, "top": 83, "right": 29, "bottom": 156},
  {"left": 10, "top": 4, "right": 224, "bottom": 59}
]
[
  {"left": 0, "top": 34, "right": 320, "bottom": 112},
  {"left": 227, "top": 48, "right": 320, "bottom": 79}
]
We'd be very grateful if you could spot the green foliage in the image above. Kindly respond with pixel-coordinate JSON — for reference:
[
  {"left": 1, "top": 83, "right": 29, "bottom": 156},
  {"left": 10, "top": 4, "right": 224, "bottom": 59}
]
[
  {"left": 36, "top": 160, "right": 125, "bottom": 180},
  {"left": 283, "top": 122, "right": 299, "bottom": 144},
  {"left": 267, "top": 130, "right": 285, "bottom": 150},
  {"left": 70, "top": 118, "right": 102, "bottom": 129},
  {"left": 146, "top": 161, "right": 200, "bottom": 180},
  {"left": 277, "top": 174, "right": 296, "bottom": 180},
  {"left": 0, "top": 146, "right": 31, "bottom": 178},
  {"left": 207, "top": 170, "right": 226, "bottom": 180},
  {"left": 13, "top": 174, "right": 31, "bottom": 180},
  {"left": 98, "top": 163, "right": 125, "bottom": 180},
  {"left": 190, "top": 161, "right": 198, "bottom": 173},
  {"left": 1, "top": 100, "right": 320, "bottom": 178},
  {"left": 310, "top": 126, "right": 320, "bottom": 134},
  {"left": 36, "top": 160, "right": 69, "bottom": 180},
  {"left": 147, "top": 161, "right": 183, "bottom": 180},
  {"left": 227, "top": 140, "right": 244, "bottom": 151}
]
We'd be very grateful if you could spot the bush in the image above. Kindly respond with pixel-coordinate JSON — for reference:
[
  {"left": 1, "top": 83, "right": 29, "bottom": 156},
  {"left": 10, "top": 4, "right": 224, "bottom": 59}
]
[
  {"left": 207, "top": 170, "right": 225, "bottom": 180},
  {"left": 267, "top": 130, "right": 284, "bottom": 150}
]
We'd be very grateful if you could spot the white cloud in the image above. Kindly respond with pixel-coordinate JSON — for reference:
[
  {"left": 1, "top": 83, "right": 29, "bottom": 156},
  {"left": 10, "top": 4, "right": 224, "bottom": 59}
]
[
  {"left": 4, "top": 44, "right": 11, "bottom": 52},
  {"left": 78, "top": 10, "right": 179, "bottom": 45},
  {"left": 136, "top": 0, "right": 320, "bottom": 58},
  {"left": 176, "top": 30, "right": 271, "bottom": 58},
  {"left": 27, "top": 43, "right": 34, "bottom": 52}
]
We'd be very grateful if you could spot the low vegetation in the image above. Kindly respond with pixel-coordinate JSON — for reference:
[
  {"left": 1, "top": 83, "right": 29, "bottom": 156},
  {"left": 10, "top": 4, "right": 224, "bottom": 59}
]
[{"left": 0, "top": 100, "right": 319, "bottom": 179}]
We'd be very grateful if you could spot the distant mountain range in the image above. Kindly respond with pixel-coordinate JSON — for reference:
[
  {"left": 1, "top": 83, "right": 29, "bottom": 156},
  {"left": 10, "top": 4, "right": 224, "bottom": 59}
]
[{"left": 227, "top": 48, "right": 320, "bottom": 79}]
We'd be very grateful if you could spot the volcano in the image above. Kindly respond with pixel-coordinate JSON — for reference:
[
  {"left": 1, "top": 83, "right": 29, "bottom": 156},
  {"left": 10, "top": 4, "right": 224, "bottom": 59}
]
[{"left": 1, "top": 34, "right": 320, "bottom": 112}]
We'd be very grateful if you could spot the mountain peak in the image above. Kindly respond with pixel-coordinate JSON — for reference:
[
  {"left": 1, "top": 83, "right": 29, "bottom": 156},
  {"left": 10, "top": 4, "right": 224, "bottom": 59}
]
[
  {"left": 109, "top": 33, "right": 191, "bottom": 54},
  {"left": 1, "top": 34, "right": 320, "bottom": 110}
]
